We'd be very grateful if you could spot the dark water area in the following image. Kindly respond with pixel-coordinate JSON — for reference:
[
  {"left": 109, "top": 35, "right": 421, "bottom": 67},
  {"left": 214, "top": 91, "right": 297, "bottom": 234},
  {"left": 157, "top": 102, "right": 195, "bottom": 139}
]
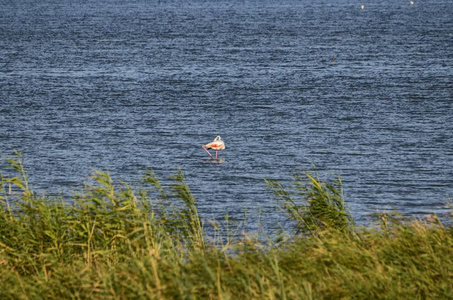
[{"left": 1, "top": 0, "right": 452, "bottom": 229}]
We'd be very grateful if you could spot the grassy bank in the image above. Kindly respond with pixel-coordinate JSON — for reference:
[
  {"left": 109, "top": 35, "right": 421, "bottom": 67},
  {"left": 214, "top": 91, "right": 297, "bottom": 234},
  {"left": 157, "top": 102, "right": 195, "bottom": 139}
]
[{"left": 1, "top": 152, "right": 452, "bottom": 299}]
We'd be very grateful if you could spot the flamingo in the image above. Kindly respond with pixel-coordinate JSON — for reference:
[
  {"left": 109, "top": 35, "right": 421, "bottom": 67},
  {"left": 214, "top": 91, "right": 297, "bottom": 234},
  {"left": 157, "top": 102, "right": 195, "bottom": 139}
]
[{"left": 202, "top": 136, "right": 225, "bottom": 159}]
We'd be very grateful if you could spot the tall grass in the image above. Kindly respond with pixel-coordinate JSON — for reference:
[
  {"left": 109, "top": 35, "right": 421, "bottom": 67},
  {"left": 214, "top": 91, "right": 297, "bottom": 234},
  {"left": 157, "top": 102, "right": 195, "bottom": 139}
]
[
  {"left": 265, "top": 172, "right": 353, "bottom": 235},
  {"left": 1, "top": 152, "right": 452, "bottom": 299}
]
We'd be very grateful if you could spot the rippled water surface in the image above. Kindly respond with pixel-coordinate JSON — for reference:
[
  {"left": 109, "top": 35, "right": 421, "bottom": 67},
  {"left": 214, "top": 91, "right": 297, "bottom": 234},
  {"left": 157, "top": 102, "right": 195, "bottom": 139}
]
[{"left": 1, "top": 0, "right": 452, "bottom": 227}]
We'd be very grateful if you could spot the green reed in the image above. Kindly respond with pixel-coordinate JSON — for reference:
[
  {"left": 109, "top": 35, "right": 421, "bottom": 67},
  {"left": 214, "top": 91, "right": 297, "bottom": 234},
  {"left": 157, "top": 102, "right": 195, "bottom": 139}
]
[
  {"left": 1, "top": 152, "right": 452, "bottom": 299},
  {"left": 265, "top": 172, "right": 354, "bottom": 235}
]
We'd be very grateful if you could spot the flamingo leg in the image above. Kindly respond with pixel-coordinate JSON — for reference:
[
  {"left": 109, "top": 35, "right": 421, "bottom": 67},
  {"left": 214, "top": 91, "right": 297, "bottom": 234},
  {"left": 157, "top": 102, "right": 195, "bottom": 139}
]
[
  {"left": 202, "top": 146, "right": 213, "bottom": 158},
  {"left": 216, "top": 151, "right": 218, "bottom": 159}
]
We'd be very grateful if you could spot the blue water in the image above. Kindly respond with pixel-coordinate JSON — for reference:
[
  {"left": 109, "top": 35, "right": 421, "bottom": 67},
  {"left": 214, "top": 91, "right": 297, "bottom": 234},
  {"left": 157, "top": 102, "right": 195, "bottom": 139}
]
[{"left": 1, "top": 0, "right": 452, "bottom": 229}]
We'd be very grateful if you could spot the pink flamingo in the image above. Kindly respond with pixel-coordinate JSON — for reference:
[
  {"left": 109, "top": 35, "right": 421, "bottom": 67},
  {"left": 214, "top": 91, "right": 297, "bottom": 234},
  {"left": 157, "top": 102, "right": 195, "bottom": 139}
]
[{"left": 202, "top": 136, "right": 225, "bottom": 159}]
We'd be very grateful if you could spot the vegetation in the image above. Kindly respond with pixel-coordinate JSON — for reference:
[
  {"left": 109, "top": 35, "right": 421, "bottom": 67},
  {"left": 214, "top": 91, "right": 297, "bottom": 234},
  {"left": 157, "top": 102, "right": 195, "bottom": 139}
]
[{"left": 1, "top": 151, "right": 452, "bottom": 299}]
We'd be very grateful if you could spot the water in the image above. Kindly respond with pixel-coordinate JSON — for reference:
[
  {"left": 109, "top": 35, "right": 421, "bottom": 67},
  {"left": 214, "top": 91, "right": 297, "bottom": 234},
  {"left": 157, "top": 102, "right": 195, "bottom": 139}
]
[{"left": 1, "top": 0, "right": 452, "bottom": 229}]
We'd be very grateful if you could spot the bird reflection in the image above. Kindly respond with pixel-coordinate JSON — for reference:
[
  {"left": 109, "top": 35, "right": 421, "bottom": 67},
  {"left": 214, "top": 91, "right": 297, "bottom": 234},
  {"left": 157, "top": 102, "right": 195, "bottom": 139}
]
[{"left": 204, "top": 158, "right": 226, "bottom": 164}]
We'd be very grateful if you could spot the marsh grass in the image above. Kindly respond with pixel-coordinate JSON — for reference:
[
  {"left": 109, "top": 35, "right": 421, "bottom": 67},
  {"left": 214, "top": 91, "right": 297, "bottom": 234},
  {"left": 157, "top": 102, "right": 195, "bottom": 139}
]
[
  {"left": 265, "top": 172, "right": 354, "bottom": 236},
  {"left": 1, "top": 152, "right": 452, "bottom": 299}
]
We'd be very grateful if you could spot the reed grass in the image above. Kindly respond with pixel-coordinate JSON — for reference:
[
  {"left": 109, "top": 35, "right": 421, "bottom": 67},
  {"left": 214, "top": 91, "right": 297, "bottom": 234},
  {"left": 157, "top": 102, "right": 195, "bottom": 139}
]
[{"left": 1, "top": 152, "right": 452, "bottom": 299}]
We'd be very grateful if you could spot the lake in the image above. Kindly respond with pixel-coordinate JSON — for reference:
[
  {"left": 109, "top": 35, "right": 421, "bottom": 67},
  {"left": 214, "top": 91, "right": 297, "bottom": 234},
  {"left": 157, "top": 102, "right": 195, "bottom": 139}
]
[{"left": 1, "top": 0, "right": 452, "bottom": 229}]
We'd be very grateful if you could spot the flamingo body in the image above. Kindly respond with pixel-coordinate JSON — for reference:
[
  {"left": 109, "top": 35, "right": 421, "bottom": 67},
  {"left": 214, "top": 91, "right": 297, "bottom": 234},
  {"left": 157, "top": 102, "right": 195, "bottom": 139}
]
[{"left": 202, "top": 136, "right": 225, "bottom": 158}]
